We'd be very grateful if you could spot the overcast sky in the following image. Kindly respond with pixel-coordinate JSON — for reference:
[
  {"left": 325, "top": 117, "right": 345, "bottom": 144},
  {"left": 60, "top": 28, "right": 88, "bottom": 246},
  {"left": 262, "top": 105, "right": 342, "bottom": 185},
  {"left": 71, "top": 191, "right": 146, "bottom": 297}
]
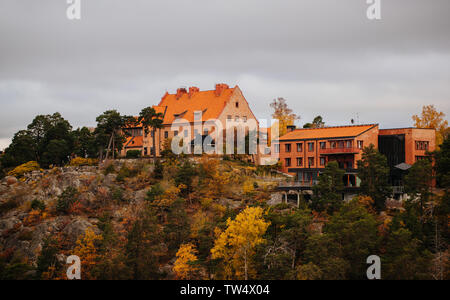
[{"left": 0, "top": 0, "right": 449, "bottom": 150}]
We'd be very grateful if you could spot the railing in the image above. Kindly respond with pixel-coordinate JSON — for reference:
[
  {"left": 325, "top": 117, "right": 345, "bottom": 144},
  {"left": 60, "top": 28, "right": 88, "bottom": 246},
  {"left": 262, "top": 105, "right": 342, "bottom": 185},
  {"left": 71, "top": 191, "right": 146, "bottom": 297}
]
[
  {"left": 320, "top": 147, "right": 360, "bottom": 155},
  {"left": 278, "top": 180, "right": 319, "bottom": 188},
  {"left": 392, "top": 186, "right": 405, "bottom": 194}
]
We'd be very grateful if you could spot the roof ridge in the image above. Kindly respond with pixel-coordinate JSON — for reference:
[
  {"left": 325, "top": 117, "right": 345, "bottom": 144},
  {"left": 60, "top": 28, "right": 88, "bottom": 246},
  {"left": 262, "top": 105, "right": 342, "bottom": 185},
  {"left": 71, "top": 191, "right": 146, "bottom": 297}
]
[{"left": 293, "top": 124, "right": 377, "bottom": 131}]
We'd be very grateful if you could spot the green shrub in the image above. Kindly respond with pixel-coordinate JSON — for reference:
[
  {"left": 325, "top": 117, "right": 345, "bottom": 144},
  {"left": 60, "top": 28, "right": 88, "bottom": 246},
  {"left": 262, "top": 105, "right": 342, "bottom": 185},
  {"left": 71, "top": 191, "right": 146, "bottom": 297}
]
[
  {"left": 31, "top": 199, "right": 46, "bottom": 211},
  {"left": 103, "top": 163, "right": 115, "bottom": 175},
  {"left": 153, "top": 160, "right": 163, "bottom": 180},
  {"left": 146, "top": 184, "right": 164, "bottom": 202},
  {"left": 116, "top": 166, "right": 139, "bottom": 182},
  {"left": 111, "top": 187, "right": 125, "bottom": 204},
  {"left": 126, "top": 150, "right": 141, "bottom": 159},
  {"left": 56, "top": 187, "right": 78, "bottom": 214}
]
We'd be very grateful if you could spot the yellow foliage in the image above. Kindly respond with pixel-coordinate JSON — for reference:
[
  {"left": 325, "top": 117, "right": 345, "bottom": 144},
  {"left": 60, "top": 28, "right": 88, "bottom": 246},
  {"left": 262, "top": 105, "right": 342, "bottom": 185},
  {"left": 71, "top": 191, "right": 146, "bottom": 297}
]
[
  {"left": 69, "top": 157, "right": 99, "bottom": 167},
  {"left": 73, "top": 227, "right": 103, "bottom": 280},
  {"left": 173, "top": 243, "right": 200, "bottom": 279},
  {"left": 211, "top": 206, "right": 270, "bottom": 280},
  {"left": 8, "top": 161, "right": 40, "bottom": 178},
  {"left": 413, "top": 105, "right": 448, "bottom": 149},
  {"left": 242, "top": 181, "right": 255, "bottom": 196}
]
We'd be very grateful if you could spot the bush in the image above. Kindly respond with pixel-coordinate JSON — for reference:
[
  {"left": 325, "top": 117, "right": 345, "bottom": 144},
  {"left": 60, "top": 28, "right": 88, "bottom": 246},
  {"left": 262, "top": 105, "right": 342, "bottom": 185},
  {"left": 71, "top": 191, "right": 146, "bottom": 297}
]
[
  {"left": 116, "top": 166, "right": 139, "bottom": 182},
  {"left": 111, "top": 187, "right": 125, "bottom": 204},
  {"left": 69, "top": 157, "right": 98, "bottom": 167},
  {"left": 153, "top": 160, "right": 164, "bottom": 180},
  {"left": 103, "top": 163, "right": 115, "bottom": 175},
  {"left": 126, "top": 150, "right": 141, "bottom": 159},
  {"left": 7, "top": 161, "right": 40, "bottom": 178},
  {"left": 146, "top": 184, "right": 164, "bottom": 202},
  {"left": 56, "top": 187, "right": 78, "bottom": 214},
  {"left": 31, "top": 199, "right": 46, "bottom": 211}
]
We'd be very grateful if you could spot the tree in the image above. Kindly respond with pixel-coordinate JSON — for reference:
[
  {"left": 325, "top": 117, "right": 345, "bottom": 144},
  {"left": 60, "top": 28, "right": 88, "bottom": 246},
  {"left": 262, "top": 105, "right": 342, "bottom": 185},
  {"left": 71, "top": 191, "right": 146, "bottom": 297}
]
[
  {"left": 313, "top": 161, "right": 345, "bottom": 213},
  {"left": 73, "top": 228, "right": 103, "bottom": 280},
  {"left": 303, "top": 116, "right": 325, "bottom": 129},
  {"left": 95, "top": 110, "right": 134, "bottom": 160},
  {"left": 0, "top": 130, "right": 37, "bottom": 168},
  {"left": 413, "top": 105, "right": 448, "bottom": 149},
  {"left": 174, "top": 243, "right": 201, "bottom": 279},
  {"left": 211, "top": 206, "right": 270, "bottom": 280},
  {"left": 137, "top": 107, "right": 164, "bottom": 161},
  {"left": 125, "top": 210, "right": 164, "bottom": 280},
  {"left": 72, "top": 127, "right": 97, "bottom": 158},
  {"left": 357, "top": 144, "right": 391, "bottom": 211},
  {"left": 270, "top": 98, "right": 300, "bottom": 137},
  {"left": 404, "top": 159, "right": 433, "bottom": 217},
  {"left": 434, "top": 136, "right": 450, "bottom": 189},
  {"left": 382, "top": 228, "right": 432, "bottom": 280},
  {"left": 304, "top": 200, "right": 378, "bottom": 279}
]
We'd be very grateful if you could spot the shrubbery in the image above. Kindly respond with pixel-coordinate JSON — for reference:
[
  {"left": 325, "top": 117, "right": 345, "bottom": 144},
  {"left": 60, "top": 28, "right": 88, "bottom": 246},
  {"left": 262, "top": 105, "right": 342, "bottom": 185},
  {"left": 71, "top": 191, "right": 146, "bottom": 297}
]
[
  {"left": 68, "top": 157, "right": 98, "bottom": 167},
  {"left": 126, "top": 150, "right": 141, "bottom": 159},
  {"left": 7, "top": 161, "right": 40, "bottom": 178},
  {"left": 56, "top": 187, "right": 79, "bottom": 214}
]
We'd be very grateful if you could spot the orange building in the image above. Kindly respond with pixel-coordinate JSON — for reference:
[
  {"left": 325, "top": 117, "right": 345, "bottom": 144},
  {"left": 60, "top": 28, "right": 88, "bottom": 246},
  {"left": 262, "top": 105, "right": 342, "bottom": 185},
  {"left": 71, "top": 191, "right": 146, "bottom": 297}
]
[
  {"left": 275, "top": 124, "right": 436, "bottom": 192},
  {"left": 275, "top": 124, "right": 379, "bottom": 187},
  {"left": 121, "top": 84, "right": 260, "bottom": 159}
]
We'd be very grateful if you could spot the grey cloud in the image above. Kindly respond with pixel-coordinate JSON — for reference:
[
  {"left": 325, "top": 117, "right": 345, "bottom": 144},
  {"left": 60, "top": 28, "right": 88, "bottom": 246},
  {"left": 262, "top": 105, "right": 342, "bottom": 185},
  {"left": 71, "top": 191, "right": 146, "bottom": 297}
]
[{"left": 0, "top": 0, "right": 449, "bottom": 150}]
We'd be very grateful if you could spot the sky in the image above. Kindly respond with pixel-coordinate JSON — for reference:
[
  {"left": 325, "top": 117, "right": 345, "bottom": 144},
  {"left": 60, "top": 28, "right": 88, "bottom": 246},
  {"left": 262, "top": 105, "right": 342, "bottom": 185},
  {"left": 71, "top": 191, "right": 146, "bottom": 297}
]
[{"left": 0, "top": 0, "right": 449, "bottom": 150}]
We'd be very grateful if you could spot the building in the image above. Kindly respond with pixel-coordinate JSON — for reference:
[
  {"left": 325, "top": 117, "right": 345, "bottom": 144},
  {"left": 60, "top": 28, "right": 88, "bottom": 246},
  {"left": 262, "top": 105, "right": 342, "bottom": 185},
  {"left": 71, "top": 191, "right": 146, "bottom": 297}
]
[
  {"left": 275, "top": 124, "right": 379, "bottom": 188},
  {"left": 121, "top": 84, "right": 260, "bottom": 159},
  {"left": 275, "top": 124, "right": 436, "bottom": 204},
  {"left": 378, "top": 128, "right": 436, "bottom": 190}
]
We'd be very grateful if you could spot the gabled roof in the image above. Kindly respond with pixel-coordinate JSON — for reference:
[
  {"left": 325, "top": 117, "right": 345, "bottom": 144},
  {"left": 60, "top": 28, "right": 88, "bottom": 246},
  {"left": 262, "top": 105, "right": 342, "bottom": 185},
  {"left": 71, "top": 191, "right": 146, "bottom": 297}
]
[
  {"left": 278, "top": 124, "right": 378, "bottom": 141},
  {"left": 157, "top": 84, "right": 236, "bottom": 124},
  {"left": 124, "top": 136, "right": 143, "bottom": 148}
]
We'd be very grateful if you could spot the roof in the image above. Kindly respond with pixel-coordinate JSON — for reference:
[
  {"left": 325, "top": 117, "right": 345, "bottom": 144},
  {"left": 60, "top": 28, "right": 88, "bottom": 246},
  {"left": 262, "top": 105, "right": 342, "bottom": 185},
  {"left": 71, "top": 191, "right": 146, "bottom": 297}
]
[
  {"left": 124, "top": 136, "right": 143, "bottom": 148},
  {"left": 157, "top": 84, "right": 236, "bottom": 124},
  {"left": 278, "top": 124, "right": 378, "bottom": 141}
]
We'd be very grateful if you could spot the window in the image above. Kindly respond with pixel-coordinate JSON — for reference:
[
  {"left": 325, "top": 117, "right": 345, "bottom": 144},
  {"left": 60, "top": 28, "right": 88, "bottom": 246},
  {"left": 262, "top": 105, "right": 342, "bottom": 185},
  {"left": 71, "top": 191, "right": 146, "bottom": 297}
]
[
  {"left": 236, "top": 102, "right": 239, "bottom": 108},
  {"left": 296, "top": 143, "right": 303, "bottom": 152},
  {"left": 357, "top": 140, "right": 363, "bottom": 149},
  {"left": 415, "top": 155, "right": 428, "bottom": 162},
  {"left": 227, "top": 115, "right": 232, "bottom": 121},
  {"left": 184, "top": 130, "right": 188, "bottom": 137},
  {"left": 274, "top": 144, "right": 280, "bottom": 153},
  {"left": 308, "top": 157, "right": 314, "bottom": 167},
  {"left": 296, "top": 157, "right": 303, "bottom": 166},
  {"left": 164, "top": 131, "right": 168, "bottom": 139},
  {"left": 415, "top": 141, "right": 429, "bottom": 151},
  {"left": 320, "top": 157, "right": 326, "bottom": 166},
  {"left": 285, "top": 143, "right": 292, "bottom": 152},
  {"left": 320, "top": 142, "right": 326, "bottom": 149},
  {"left": 235, "top": 116, "right": 239, "bottom": 122},
  {"left": 174, "top": 130, "right": 178, "bottom": 136},
  {"left": 204, "top": 128, "right": 209, "bottom": 135},
  {"left": 308, "top": 142, "right": 314, "bottom": 152},
  {"left": 243, "top": 116, "right": 247, "bottom": 122},
  {"left": 285, "top": 158, "right": 291, "bottom": 167},
  {"left": 346, "top": 140, "right": 352, "bottom": 148},
  {"left": 331, "top": 141, "right": 337, "bottom": 149},
  {"left": 338, "top": 141, "right": 345, "bottom": 148}
]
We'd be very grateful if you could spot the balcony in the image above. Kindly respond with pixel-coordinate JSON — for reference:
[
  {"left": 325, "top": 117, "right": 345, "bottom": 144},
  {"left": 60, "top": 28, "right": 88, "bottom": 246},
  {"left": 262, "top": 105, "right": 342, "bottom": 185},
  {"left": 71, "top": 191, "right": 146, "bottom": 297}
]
[
  {"left": 278, "top": 181, "right": 318, "bottom": 188},
  {"left": 320, "top": 147, "right": 360, "bottom": 155}
]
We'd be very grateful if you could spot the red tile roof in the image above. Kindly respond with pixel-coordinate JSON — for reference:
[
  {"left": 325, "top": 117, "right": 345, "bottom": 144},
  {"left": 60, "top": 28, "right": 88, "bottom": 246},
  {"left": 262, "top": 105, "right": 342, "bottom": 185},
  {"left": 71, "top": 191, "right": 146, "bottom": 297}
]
[
  {"left": 278, "top": 124, "right": 378, "bottom": 140},
  {"left": 157, "top": 84, "right": 235, "bottom": 124}
]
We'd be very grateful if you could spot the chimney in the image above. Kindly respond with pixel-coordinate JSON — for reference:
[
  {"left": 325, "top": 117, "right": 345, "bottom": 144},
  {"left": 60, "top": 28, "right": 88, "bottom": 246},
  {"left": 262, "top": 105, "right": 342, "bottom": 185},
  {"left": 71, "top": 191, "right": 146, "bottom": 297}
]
[
  {"left": 287, "top": 125, "right": 296, "bottom": 133},
  {"left": 214, "top": 83, "right": 229, "bottom": 97},
  {"left": 176, "top": 87, "right": 187, "bottom": 99},
  {"left": 188, "top": 86, "right": 200, "bottom": 97}
]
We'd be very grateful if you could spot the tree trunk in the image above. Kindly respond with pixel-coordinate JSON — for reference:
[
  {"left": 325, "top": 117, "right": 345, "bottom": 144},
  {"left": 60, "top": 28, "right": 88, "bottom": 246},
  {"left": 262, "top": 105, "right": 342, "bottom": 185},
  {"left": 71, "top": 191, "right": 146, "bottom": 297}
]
[{"left": 152, "top": 128, "right": 157, "bottom": 162}]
